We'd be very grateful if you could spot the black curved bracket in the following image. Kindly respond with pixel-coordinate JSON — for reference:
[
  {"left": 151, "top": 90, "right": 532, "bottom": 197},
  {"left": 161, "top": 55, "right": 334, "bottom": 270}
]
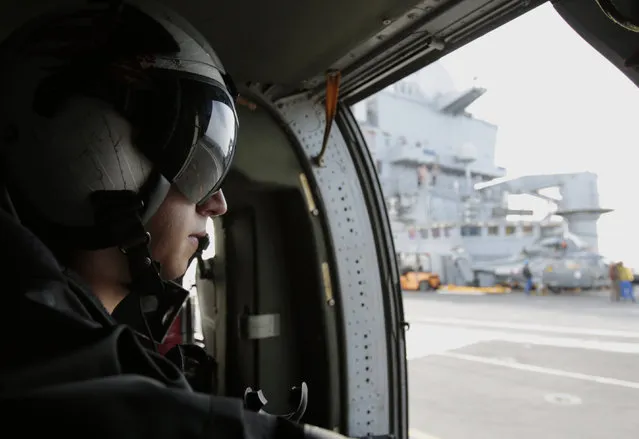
[{"left": 243, "top": 382, "right": 309, "bottom": 423}]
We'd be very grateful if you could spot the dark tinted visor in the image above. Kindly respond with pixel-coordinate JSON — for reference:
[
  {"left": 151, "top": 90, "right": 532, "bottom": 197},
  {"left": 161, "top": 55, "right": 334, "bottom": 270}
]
[
  {"left": 140, "top": 58, "right": 238, "bottom": 205},
  {"left": 113, "top": 57, "right": 239, "bottom": 205},
  {"left": 171, "top": 80, "right": 237, "bottom": 205},
  {"left": 124, "top": 69, "right": 239, "bottom": 204}
]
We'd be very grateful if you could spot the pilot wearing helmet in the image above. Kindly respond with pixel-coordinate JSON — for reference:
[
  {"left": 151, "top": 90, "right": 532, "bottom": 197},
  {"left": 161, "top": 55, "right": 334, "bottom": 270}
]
[
  {"left": 0, "top": 0, "right": 237, "bottom": 373},
  {"left": 0, "top": 2, "right": 346, "bottom": 439}
]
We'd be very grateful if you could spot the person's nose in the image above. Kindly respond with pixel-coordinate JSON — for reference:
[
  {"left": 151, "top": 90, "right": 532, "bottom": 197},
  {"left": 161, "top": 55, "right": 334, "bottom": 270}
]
[{"left": 196, "top": 190, "right": 228, "bottom": 217}]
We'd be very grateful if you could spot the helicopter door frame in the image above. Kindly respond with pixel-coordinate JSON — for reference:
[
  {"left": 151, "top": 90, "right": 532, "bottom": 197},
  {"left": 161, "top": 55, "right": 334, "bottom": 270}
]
[
  {"left": 336, "top": 103, "right": 408, "bottom": 439},
  {"left": 269, "top": 92, "right": 408, "bottom": 439}
]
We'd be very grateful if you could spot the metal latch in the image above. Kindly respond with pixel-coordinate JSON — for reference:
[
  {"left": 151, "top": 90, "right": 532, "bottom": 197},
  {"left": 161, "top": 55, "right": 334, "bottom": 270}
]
[{"left": 240, "top": 313, "right": 281, "bottom": 339}]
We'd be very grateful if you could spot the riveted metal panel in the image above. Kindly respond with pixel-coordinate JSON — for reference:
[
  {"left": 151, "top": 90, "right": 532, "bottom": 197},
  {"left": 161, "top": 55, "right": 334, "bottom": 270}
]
[{"left": 276, "top": 96, "right": 390, "bottom": 436}]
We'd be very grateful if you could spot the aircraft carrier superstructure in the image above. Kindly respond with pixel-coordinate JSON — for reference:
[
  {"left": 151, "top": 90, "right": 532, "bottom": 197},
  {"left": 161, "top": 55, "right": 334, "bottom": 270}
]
[{"left": 352, "top": 63, "right": 611, "bottom": 285}]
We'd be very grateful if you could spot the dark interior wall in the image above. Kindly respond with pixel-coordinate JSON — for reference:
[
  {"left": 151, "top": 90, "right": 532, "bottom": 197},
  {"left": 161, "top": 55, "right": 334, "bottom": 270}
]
[{"left": 209, "top": 101, "right": 338, "bottom": 426}]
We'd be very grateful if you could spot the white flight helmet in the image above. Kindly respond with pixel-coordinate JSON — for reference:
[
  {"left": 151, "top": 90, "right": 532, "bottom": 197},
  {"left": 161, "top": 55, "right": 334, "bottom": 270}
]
[{"left": 0, "top": 0, "right": 238, "bottom": 250}]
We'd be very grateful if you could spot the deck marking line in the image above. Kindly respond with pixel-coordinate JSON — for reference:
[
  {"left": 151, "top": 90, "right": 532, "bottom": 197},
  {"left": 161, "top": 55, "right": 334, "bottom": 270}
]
[
  {"left": 406, "top": 317, "right": 639, "bottom": 339},
  {"left": 438, "top": 352, "right": 639, "bottom": 390}
]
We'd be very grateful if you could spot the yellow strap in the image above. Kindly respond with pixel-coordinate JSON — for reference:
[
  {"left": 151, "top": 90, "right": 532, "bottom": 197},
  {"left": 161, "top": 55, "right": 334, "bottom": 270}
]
[{"left": 313, "top": 70, "right": 342, "bottom": 166}]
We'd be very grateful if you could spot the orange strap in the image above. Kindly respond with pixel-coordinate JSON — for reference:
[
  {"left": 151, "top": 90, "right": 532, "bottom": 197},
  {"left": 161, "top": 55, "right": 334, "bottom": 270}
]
[{"left": 313, "top": 70, "right": 341, "bottom": 166}]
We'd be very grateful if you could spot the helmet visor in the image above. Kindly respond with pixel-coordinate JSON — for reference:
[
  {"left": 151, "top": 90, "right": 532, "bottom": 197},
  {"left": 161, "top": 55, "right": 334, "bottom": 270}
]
[
  {"left": 114, "top": 58, "right": 239, "bottom": 206},
  {"left": 134, "top": 70, "right": 238, "bottom": 206},
  {"left": 171, "top": 83, "right": 237, "bottom": 205}
]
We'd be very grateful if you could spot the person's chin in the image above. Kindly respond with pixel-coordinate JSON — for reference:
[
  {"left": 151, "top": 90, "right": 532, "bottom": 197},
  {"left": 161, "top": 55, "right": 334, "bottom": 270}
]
[
  {"left": 159, "top": 254, "right": 190, "bottom": 281},
  {"left": 160, "top": 263, "right": 186, "bottom": 281}
]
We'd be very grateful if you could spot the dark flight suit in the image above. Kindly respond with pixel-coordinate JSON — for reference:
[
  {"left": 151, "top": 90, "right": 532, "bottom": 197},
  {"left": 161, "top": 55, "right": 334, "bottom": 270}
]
[{"left": 0, "top": 208, "right": 337, "bottom": 439}]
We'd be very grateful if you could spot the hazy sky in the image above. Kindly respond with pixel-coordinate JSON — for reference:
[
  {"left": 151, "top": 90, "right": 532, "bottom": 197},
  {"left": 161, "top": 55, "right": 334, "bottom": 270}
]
[{"left": 434, "top": 2, "right": 639, "bottom": 267}]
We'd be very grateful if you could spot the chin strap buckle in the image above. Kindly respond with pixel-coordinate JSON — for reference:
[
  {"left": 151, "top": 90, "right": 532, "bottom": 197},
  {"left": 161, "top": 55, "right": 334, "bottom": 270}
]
[
  {"left": 92, "top": 190, "right": 189, "bottom": 346},
  {"left": 91, "top": 190, "right": 165, "bottom": 292}
]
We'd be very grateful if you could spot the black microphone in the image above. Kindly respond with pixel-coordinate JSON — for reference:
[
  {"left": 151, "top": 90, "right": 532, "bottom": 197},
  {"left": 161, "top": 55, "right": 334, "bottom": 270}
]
[{"left": 196, "top": 235, "right": 210, "bottom": 254}]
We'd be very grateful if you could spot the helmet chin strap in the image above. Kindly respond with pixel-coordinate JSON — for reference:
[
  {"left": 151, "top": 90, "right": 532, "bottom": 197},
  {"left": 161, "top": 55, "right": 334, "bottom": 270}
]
[{"left": 91, "top": 190, "right": 189, "bottom": 349}]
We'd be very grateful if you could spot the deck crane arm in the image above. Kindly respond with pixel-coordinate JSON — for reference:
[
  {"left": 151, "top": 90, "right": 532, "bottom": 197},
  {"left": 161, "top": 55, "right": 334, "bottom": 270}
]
[
  {"left": 474, "top": 172, "right": 612, "bottom": 252},
  {"left": 473, "top": 172, "right": 586, "bottom": 199}
]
